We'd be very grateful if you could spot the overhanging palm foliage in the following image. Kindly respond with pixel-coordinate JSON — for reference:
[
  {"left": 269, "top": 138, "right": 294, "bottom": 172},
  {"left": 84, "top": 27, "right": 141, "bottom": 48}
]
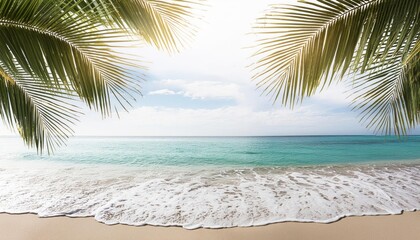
[
  {"left": 0, "top": 0, "right": 198, "bottom": 152},
  {"left": 66, "top": 0, "right": 199, "bottom": 52},
  {"left": 253, "top": 0, "right": 420, "bottom": 135},
  {"left": 0, "top": 64, "right": 79, "bottom": 150}
]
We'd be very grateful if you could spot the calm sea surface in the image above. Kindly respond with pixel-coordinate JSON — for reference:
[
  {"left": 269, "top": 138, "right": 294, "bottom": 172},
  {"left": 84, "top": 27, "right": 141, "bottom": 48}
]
[{"left": 2, "top": 136, "right": 420, "bottom": 167}]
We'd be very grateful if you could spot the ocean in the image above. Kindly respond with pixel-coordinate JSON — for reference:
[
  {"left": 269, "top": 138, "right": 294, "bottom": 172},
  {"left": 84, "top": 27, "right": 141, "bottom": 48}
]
[{"left": 0, "top": 136, "right": 419, "bottom": 228}]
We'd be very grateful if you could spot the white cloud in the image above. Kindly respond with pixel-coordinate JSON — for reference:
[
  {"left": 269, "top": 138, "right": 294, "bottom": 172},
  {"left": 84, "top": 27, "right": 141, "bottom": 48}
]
[
  {"left": 311, "top": 83, "right": 353, "bottom": 106},
  {"left": 73, "top": 105, "right": 370, "bottom": 136},
  {"left": 148, "top": 89, "right": 179, "bottom": 96},
  {"left": 152, "top": 79, "right": 245, "bottom": 101}
]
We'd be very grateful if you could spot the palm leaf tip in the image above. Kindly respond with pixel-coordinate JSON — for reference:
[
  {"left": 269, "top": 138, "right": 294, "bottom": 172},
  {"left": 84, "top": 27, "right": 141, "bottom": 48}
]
[
  {"left": 77, "top": 0, "right": 204, "bottom": 53},
  {"left": 0, "top": 66, "right": 81, "bottom": 153}
]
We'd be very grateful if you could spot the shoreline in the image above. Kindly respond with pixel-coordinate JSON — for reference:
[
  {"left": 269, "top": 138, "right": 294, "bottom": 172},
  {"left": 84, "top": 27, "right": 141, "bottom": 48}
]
[
  {"left": 1, "top": 211, "right": 419, "bottom": 240},
  {"left": 1, "top": 209, "right": 419, "bottom": 229}
]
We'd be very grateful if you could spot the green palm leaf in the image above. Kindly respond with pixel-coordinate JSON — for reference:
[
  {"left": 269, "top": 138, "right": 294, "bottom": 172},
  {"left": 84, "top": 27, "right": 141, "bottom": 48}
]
[
  {"left": 0, "top": 65, "right": 80, "bottom": 152},
  {"left": 351, "top": 44, "right": 420, "bottom": 135},
  {"left": 0, "top": 0, "right": 143, "bottom": 115},
  {"left": 252, "top": 0, "right": 420, "bottom": 134},
  {"left": 67, "top": 0, "right": 200, "bottom": 52}
]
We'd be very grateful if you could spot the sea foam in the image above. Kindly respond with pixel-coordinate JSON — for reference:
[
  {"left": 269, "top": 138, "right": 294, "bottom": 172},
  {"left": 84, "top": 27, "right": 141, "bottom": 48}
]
[{"left": 0, "top": 160, "right": 419, "bottom": 229}]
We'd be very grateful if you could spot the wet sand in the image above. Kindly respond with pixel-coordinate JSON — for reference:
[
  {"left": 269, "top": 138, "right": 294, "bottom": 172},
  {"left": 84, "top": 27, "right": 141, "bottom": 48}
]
[{"left": 1, "top": 211, "right": 419, "bottom": 240}]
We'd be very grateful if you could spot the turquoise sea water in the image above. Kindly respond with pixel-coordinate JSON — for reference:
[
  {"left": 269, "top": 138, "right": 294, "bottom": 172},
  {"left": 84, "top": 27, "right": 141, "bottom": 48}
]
[
  {"left": 3, "top": 135, "right": 420, "bottom": 167},
  {"left": 0, "top": 136, "right": 419, "bottom": 228}
]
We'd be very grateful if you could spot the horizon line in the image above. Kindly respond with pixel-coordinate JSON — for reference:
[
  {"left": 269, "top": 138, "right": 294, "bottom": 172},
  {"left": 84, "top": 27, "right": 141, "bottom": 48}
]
[{"left": 1, "top": 134, "right": 419, "bottom": 138}]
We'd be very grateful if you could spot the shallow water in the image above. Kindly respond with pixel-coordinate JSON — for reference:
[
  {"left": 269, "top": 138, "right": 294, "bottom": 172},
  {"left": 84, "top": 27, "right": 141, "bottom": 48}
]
[{"left": 3, "top": 136, "right": 420, "bottom": 167}]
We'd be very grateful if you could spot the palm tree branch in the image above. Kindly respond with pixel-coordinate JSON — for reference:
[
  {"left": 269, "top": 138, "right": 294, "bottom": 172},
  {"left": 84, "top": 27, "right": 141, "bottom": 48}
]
[
  {"left": 0, "top": 0, "right": 144, "bottom": 116},
  {"left": 66, "top": 0, "right": 200, "bottom": 52},
  {"left": 350, "top": 41, "right": 420, "bottom": 135},
  {"left": 252, "top": 0, "right": 420, "bottom": 107},
  {"left": 0, "top": 66, "right": 81, "bottom": 152}
]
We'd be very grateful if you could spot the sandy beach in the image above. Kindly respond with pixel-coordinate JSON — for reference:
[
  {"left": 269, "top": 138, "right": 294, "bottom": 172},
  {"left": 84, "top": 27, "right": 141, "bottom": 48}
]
[{"left": 1, "top": 211, "right": 419, "bottom": 240}]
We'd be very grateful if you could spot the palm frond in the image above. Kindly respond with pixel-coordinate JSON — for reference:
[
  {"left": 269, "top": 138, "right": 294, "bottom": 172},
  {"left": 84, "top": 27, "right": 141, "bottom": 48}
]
[
  {"left": 67, "top": 0, "right": 201, "bottom": 52},
  {"left": 252, "top": 0, "right": 420, "bottom": 107},
  {"left": 350, "top": 48, "right": 419, "bottom": 135},
  {"left": 405, "top": 40, "right": 420, "bottom": 64},
  {"left": 0, "top": 0, "right": 144, "bottom": 116},
  {"left": 0, "top": 0, "right": 147, "bottom": 151},
  {"left": 0, "top": 65, "right": 80, "bottom": 153}
]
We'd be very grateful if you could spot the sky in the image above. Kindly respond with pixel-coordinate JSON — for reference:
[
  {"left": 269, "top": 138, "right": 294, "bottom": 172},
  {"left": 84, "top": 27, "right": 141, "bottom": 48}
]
[{"left": 1, "top": 0, "right": 418, "bottom": 137}]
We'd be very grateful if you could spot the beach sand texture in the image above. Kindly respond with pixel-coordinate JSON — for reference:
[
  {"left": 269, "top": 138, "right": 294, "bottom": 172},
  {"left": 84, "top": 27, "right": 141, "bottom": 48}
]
[{"left": 1, "top": 211, "right": 419, "bottom": 240}]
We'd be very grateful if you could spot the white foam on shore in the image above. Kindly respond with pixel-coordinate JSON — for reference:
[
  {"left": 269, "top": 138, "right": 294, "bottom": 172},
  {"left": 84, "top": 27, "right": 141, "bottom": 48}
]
[{"left": 0, "top": 160, "right": 419, "bottom": 229}]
